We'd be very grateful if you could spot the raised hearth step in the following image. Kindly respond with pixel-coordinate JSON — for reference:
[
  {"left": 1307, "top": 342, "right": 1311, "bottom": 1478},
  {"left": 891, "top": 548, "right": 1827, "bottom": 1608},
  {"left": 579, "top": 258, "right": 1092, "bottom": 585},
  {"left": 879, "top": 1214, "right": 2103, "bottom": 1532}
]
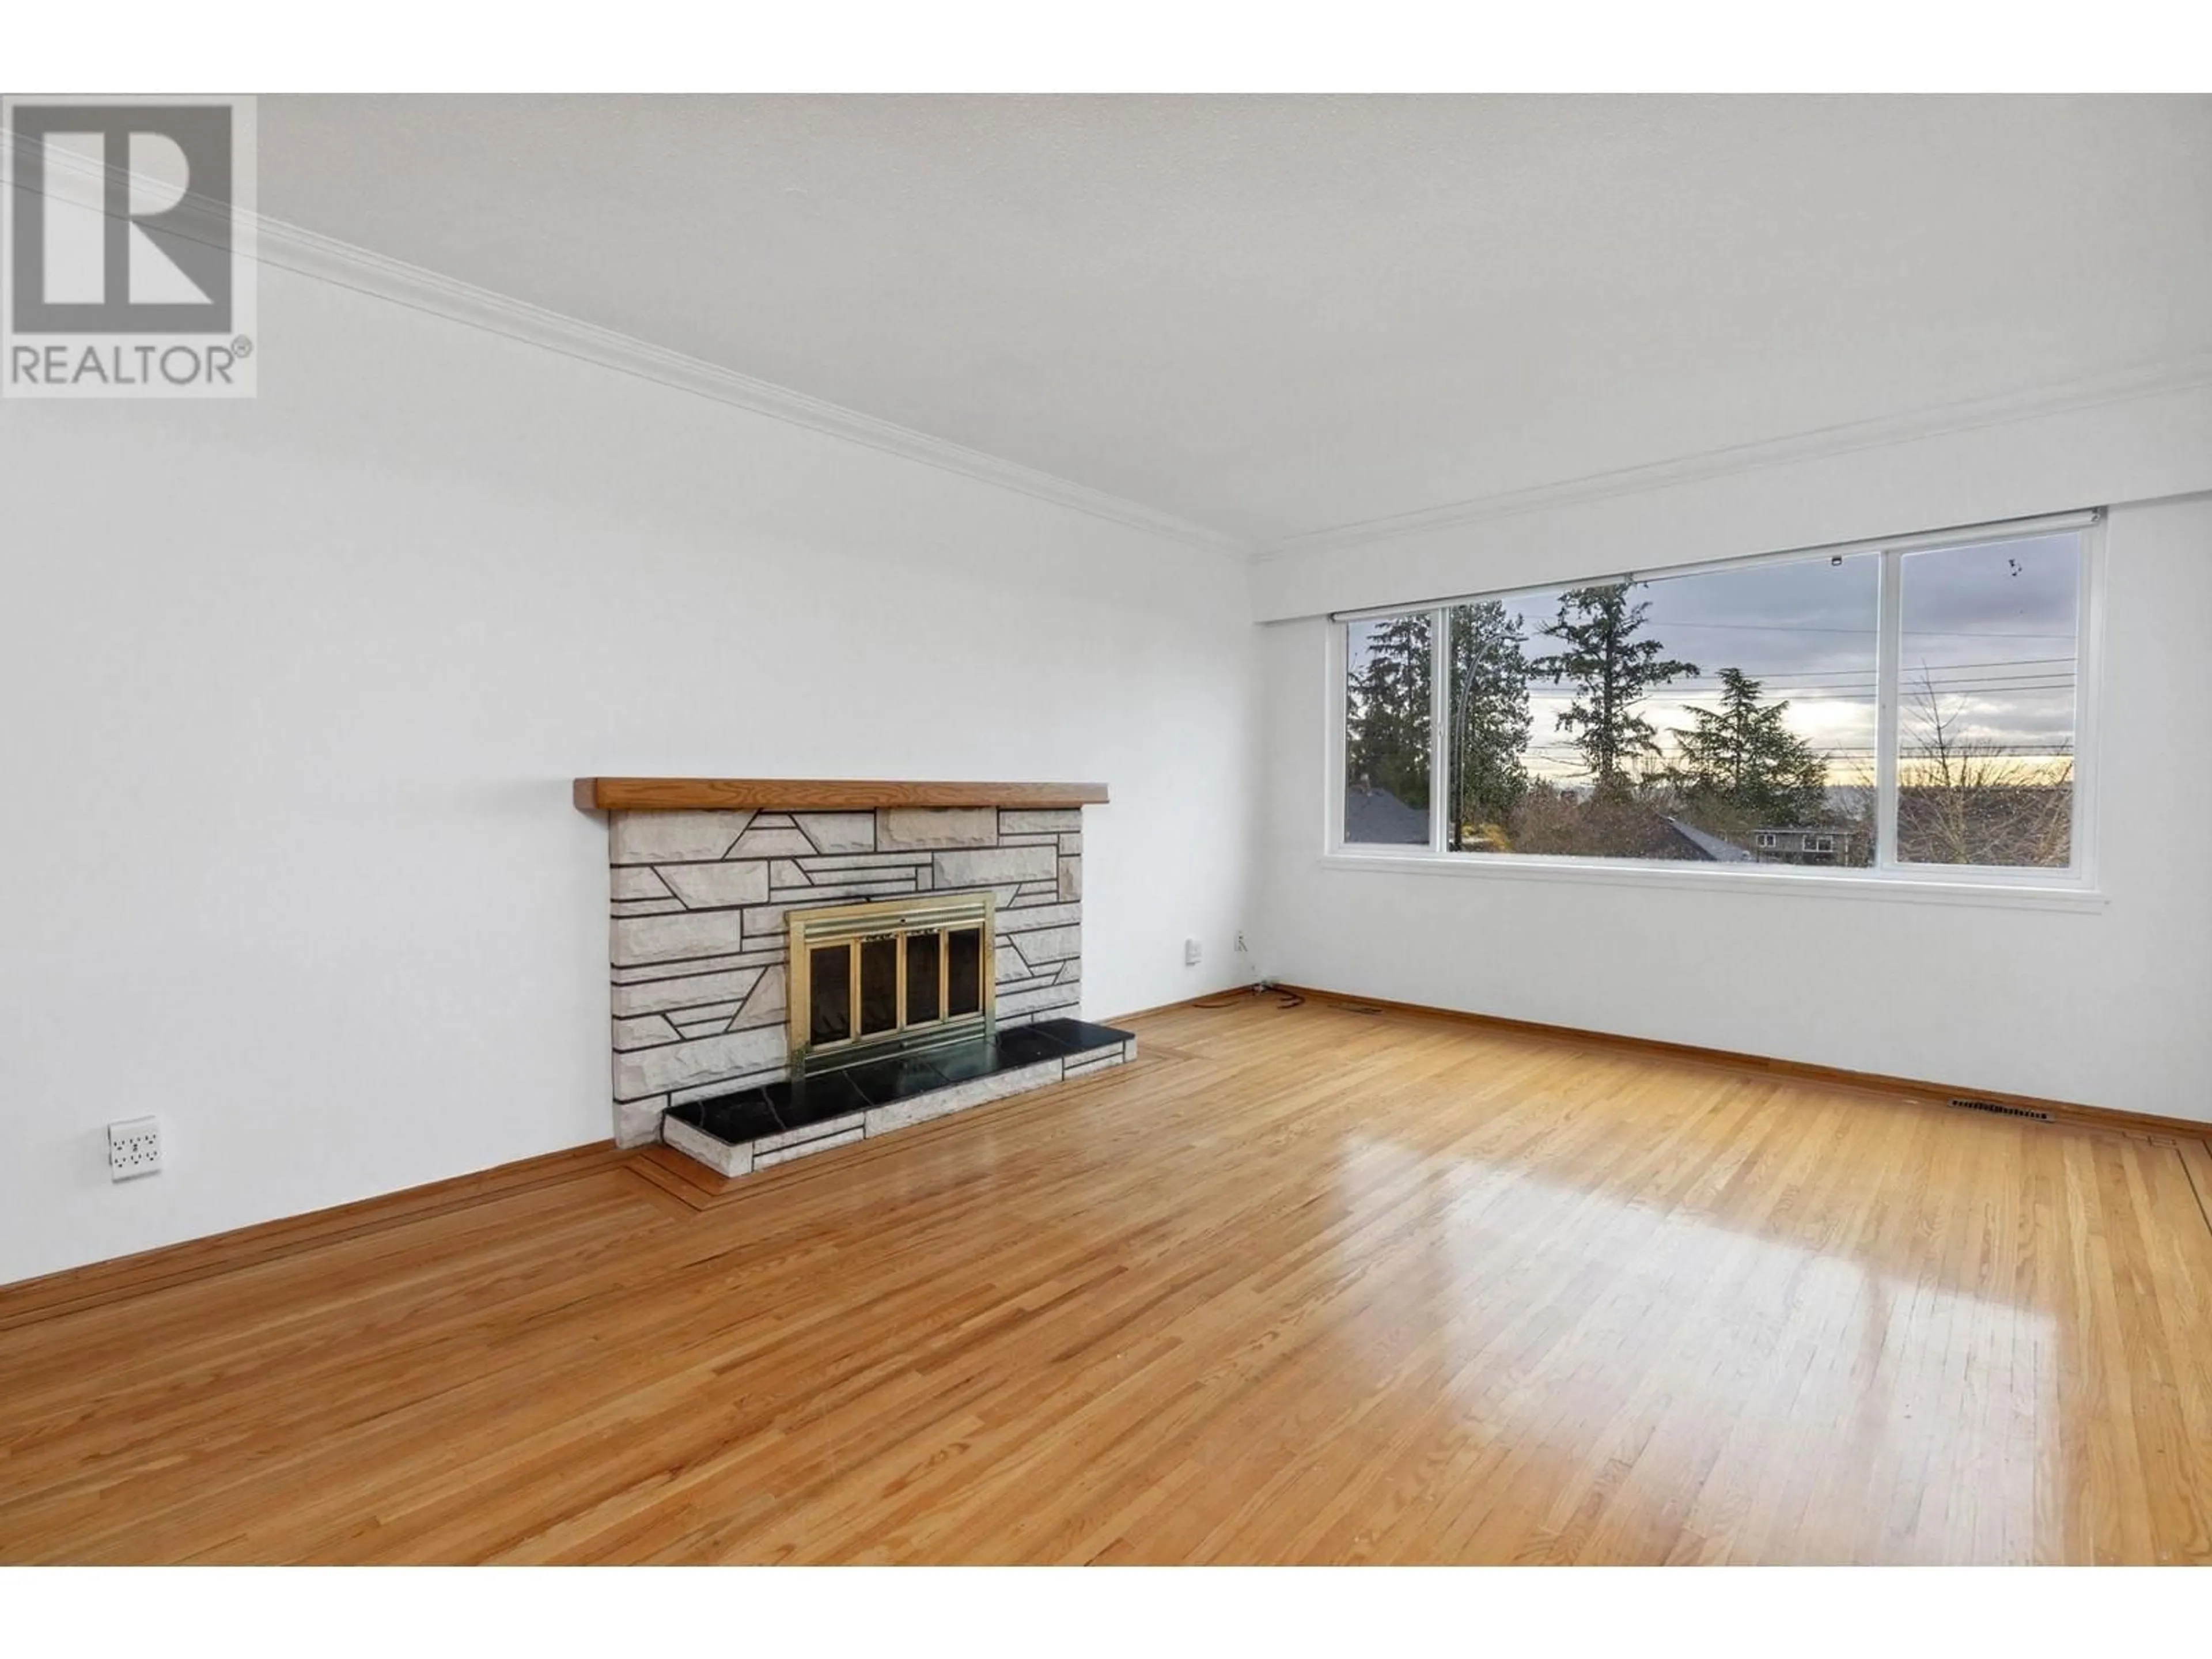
[{"left": 661, "top": 1017, "right": 1135, "bottom": 1179}]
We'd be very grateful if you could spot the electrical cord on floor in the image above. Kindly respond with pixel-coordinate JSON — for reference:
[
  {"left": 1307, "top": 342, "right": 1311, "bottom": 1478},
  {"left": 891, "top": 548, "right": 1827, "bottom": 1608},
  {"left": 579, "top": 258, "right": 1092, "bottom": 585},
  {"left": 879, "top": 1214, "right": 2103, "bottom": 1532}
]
[{"left": 1192, "top": 984, "right": 1306, "bottom": 1010}]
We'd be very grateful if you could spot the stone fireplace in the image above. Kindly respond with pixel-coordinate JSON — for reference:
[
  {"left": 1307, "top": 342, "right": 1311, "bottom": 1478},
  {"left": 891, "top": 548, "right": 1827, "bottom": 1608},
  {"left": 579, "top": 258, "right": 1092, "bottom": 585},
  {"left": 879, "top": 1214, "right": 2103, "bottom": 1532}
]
[{"left": 577, "top": 780, "right": 1131, "bottom": 1177}]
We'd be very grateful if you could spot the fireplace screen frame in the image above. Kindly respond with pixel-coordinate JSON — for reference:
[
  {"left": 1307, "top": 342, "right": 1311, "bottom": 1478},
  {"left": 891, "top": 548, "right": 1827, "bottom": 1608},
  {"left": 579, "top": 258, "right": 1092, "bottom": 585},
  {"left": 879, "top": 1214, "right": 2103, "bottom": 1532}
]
[{"left": 786, "top": 891, "right": 996, "bottom": 1070}]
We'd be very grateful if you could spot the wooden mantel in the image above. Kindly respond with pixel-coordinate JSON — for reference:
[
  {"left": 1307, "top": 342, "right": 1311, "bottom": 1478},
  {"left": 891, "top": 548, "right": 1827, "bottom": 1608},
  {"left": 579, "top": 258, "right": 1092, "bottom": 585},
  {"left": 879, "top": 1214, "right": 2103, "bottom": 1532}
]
[{"left": 573, "top": 777, "right": 1110, "bottom": 812}]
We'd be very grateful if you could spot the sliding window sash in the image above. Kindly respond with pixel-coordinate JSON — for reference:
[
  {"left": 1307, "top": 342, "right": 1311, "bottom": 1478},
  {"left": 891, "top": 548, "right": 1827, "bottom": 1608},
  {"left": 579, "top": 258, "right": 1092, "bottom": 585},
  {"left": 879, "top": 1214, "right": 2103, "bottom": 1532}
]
[
  {"left": 1874, "top": 551, "right": 1903, "bottom": 872},
  {"left": 1429, "top": 605, "right": 1449, "bottom": 853},
  {"left": 1332, "top": 507, "right": 2097, "bottom": 882}
]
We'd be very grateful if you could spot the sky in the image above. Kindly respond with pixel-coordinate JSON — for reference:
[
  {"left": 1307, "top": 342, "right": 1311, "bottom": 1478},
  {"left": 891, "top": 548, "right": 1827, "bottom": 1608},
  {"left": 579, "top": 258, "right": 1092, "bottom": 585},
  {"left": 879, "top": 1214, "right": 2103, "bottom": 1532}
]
[
  {"left": 1345, "top": 531, "right": 2083, "bottom": 790},
  {"left": 1495, "top": 531, "right": 2081, "bottom": 786}
]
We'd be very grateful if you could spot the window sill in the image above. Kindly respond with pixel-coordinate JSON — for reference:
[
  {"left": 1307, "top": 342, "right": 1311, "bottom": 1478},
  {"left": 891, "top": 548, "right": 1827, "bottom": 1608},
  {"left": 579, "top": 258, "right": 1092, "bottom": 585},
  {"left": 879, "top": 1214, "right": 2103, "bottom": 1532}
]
[{"left": 1317, "top": 850, "right": 2108, "bottom": 913}]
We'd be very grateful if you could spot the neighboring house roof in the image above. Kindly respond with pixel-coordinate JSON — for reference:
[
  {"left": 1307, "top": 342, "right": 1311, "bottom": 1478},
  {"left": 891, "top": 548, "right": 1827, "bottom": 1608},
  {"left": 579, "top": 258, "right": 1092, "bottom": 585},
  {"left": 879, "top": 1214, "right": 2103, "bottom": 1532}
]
[
  {"left": 1666, "top": 817, "right": 1756, "bottom": 862},
  {"left": 1344, "top": 784, "right": 1430, "bottom": 844}
]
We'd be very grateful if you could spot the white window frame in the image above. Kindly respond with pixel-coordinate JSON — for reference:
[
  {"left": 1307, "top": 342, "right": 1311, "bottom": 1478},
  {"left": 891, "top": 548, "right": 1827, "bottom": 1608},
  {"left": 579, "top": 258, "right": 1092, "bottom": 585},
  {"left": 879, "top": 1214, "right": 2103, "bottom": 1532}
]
[{"left": 1324, "top": 509, "right": 2105, "bottom": 911}]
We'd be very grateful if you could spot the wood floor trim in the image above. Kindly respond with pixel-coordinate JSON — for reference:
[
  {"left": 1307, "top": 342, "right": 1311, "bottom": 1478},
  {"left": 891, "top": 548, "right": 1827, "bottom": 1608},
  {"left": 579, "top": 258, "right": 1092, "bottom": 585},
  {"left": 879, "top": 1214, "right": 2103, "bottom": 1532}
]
[
  {"left": 0, "top": 1141, "right": 630, "bottom": 1332},
  {"left": 9, "top": 983, "right": 2203, "bottom": 1331},
  {"left": 1268, "top": 982, "right": 2212, "bottom": 1146},
  {"left": 5, "top": 998, "right": 2209, "bottom": 1563},
  {"left": 0, "top": 1034, "right": 1203, "bottom": 1319}
]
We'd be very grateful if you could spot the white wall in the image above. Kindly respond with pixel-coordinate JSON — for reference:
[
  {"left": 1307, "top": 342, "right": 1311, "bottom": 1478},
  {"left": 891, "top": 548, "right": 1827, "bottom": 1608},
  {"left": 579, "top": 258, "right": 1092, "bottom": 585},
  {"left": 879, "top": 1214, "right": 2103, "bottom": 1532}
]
[
  {"left": 1254, "top": 492, "right": 2212, "bottom": 1124},
  {"left": 7, "top": 236, "right": 2207, "bottom": 1292},
  {"left": 1252, "top": 365, "right": 2212, "bottom": 622},
  {"left": 0, "top": 266, "right": 1259, "bottom": 1285}
]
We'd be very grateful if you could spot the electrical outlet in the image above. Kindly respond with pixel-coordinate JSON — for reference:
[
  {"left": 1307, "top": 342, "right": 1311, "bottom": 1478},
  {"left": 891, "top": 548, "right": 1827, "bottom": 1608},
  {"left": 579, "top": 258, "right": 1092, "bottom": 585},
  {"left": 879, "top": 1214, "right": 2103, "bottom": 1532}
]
[
  {"left": 108, "top": 1116, "right": 161, "bottom": 1181},
  {"left": 1184, "top": 938, "right": 1203, "bottom": 966}
]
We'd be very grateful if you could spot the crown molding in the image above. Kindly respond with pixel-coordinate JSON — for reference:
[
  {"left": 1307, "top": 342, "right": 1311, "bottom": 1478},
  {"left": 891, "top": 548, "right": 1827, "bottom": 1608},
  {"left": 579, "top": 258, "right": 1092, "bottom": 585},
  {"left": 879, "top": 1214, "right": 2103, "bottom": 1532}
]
[
  {"left": 1256, "top": 349, "right": 2212, "bottom": 563},
  {"left": 6, "top": 129, "right": 1249, "bottom": 558},
  {"left": 18, "top": 128, "right": 2211, "bottom": 570},
  {"left": 245, "top": 214, "right": 1255, "bottom": 559}
]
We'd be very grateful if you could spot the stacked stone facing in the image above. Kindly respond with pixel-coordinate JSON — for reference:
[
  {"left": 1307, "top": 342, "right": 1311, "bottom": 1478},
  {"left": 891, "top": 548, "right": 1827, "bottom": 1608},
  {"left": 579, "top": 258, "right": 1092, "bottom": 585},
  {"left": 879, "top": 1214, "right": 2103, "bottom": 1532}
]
[{"left": 606, "top": 804, "right": 1085, "bottom": 1146}]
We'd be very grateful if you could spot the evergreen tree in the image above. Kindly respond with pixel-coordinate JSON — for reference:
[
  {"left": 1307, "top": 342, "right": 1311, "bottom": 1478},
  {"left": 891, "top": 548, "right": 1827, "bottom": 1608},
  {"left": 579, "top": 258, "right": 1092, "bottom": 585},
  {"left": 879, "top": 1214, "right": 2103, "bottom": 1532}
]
[
  {"left": 1346, "top": 613, "right": 1432, "bottom": 811},
  {"left": 1445, "top": 600, "right": 1531, "bottom": 843},
  {"left": 1668, "top": 667, "right": 1829, "bottom": 823},
  {"left": 1526, "top": 584, "right": 1698, "bottom": 796}
]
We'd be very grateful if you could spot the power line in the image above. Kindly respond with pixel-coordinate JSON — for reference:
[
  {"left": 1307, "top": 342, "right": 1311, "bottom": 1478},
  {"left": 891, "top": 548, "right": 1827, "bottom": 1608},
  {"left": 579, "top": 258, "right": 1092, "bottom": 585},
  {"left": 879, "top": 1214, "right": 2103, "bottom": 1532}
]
[
  {"left": 1642, "top": 675, "right": 2074, "bottom": 691},
  {"left": 1655, "top": 656, "right": 2074, "bottom": 681},
  {"left": 1530, "top": 682, "right": 2075, "bottom": 699},
  {"left": 1503, "top": 616, "right": 2075, "bottom": 641},
  {"left": 1520, "top": 743, "right": 2074, "bottom": 752}
]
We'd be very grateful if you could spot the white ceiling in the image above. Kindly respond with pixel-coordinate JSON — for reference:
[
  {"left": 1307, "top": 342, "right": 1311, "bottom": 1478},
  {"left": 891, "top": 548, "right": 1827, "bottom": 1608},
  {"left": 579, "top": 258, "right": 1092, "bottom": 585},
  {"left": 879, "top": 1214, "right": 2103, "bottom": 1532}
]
[{"left": 261, "top": 96, "right": 2212, "bottom": 547}]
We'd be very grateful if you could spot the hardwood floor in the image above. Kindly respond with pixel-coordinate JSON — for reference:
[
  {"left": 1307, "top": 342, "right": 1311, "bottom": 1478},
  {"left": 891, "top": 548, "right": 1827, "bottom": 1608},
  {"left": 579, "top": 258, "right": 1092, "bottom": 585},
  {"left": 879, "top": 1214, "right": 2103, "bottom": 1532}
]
[{"left": 3, "top": 995, "right": 2209, "bottom": 1564}]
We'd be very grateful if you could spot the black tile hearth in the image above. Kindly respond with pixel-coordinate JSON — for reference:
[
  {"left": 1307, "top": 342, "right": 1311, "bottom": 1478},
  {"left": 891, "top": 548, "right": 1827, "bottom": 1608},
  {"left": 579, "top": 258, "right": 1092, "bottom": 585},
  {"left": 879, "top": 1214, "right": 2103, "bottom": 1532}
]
[
  {"left": 1027, "top": 1017, "right": 1132, "bottom": 1056},
  {"left": 927, "top": 1039, "right": 1003, "bottom": 1083},
  {"left": 671, "top": 1088, "right": 782, "bottom": 1146},
  {"left": 993, "top": 1024, "right": 1075, "bottom": 1069},
  {"left": 666, "top": 1020, "right": 1134, "bottom": 1150},
  {"left": 764, "top": 1069, "right": 870, "bottom": 1132},
  {"left": 840, "top": 1051, "right": 953, "bottom": 1106}
]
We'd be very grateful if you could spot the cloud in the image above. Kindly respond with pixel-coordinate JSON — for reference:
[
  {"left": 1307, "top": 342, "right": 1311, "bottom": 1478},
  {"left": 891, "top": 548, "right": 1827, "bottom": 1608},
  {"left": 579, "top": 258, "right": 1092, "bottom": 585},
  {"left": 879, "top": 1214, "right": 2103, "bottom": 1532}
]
[{"left": 1502, "top": 532, "right": 2078, "bottom": 772}]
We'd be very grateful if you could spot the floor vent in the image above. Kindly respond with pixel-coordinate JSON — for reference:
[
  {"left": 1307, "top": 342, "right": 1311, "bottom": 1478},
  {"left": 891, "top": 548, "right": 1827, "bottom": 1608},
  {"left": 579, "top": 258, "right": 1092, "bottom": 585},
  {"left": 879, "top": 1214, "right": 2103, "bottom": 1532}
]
[{"left": 1948, "top": 1096, "right": 2054, "bottom": 1123}]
